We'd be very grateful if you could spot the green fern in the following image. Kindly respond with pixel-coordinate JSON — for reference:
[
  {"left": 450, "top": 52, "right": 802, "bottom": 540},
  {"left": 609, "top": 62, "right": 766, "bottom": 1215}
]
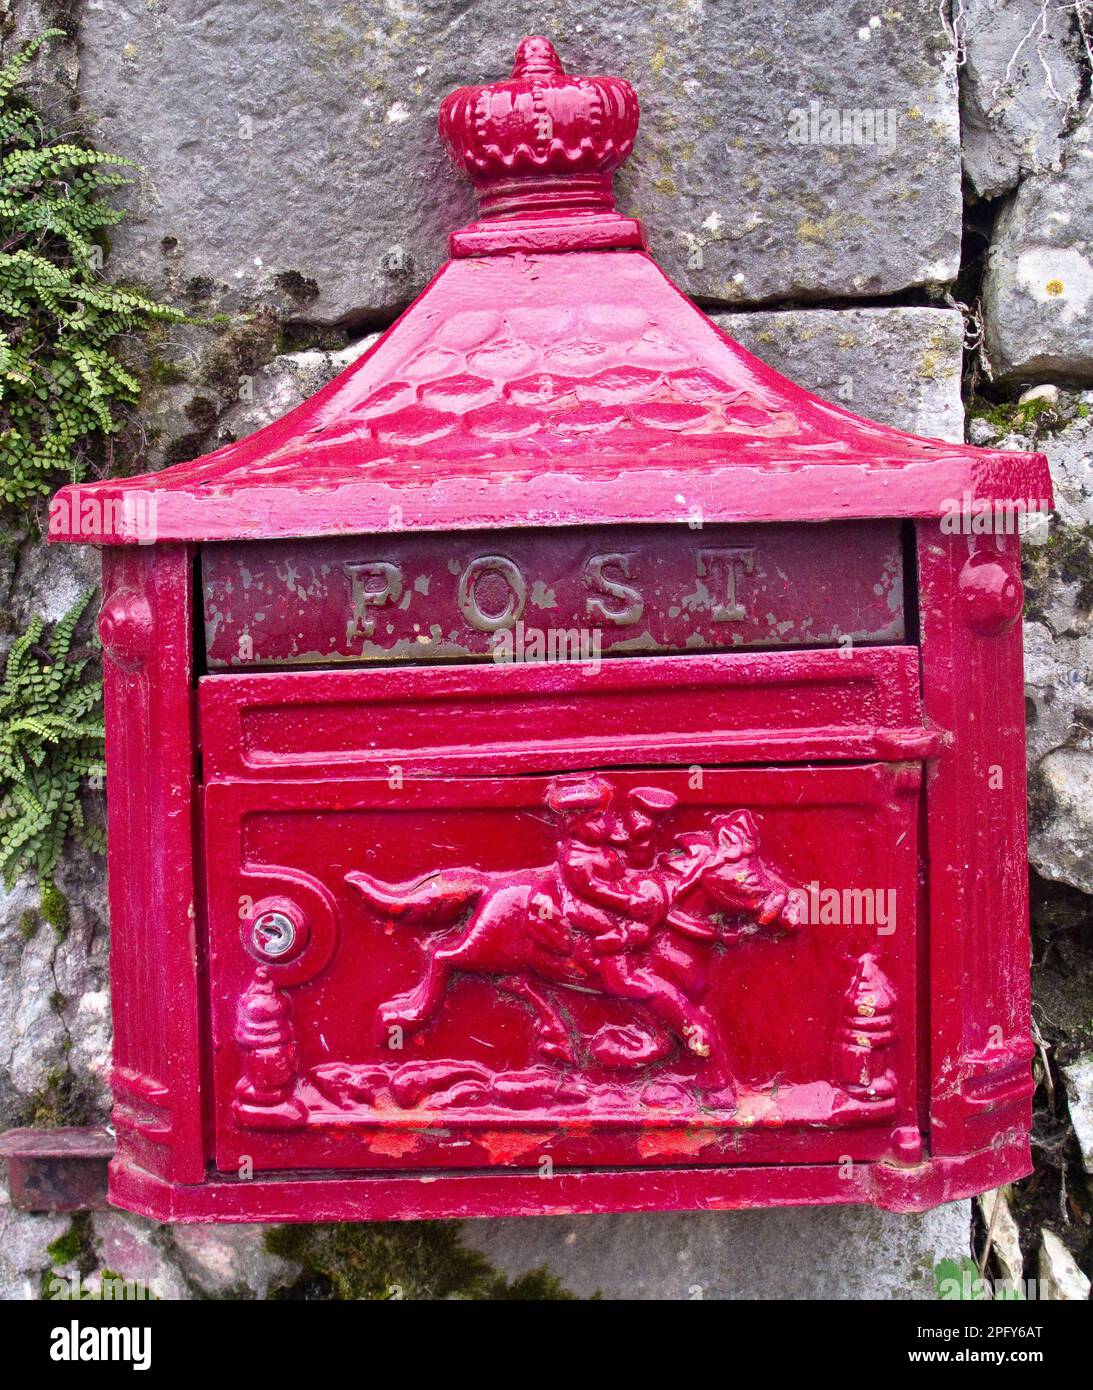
[
  {"left": 0, "top": 30, "right": 185, "bottom": 507},
  {"left": 0, "top": 589, "right": 104, "bottom": 895}
]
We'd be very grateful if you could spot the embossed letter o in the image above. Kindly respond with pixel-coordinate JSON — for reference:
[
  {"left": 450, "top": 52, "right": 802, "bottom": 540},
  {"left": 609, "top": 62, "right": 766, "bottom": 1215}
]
[{"left": 458, "top": 555, "right": 527, "bottom": 632}]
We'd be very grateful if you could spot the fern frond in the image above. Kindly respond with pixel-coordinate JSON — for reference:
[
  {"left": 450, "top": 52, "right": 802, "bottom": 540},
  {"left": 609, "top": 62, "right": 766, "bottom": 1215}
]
[
  {"left": 0, "top": 592, "right": 104, "bottom": 887},
  {"left": 0, "top": 31, "right": 186, "bottom": 508}
]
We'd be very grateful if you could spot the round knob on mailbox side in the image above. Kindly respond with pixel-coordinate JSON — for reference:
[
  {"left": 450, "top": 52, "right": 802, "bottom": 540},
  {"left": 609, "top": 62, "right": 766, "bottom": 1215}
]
[
  {"left": 98, "top": 589, "right": 154, "bottom": 671},
  {"left": 248, "top": 898, "right": 308, "bottom": 963},
  {"left": 958, "top": 552, "right": 1023, "bottom": 636}
]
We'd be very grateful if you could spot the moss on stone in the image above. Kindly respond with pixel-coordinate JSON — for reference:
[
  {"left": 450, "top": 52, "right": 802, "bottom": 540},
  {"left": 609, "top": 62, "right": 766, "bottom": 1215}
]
[
  {"left": 145, "top": 357, "right": 191, "bottom": 387},
  {"left": 46, "top": 1214, "right": 93, "bottom": 1270},
  {"left": 39, "top": 880, "right": 69, "bottom": 936},
  {"left": 19, "top": 1066, "right": 95, "bottom": 1129},
  {"left": 198, "top": 309, "right": 279, "bottom": 398},
  {"left": 183, "top": 275, "right": 219, "bottom": 304},
  {"left": 1023, "top": 522, "right": 1093, "bottom": 621},
  {"left": 184, "top": 395, "right": 220, "bottom": 431},
  {"left": 276, "top": 320, "right": 352, "bottom": 355},
  {"left": 273, "top": 270, "right": 320, "bottom": 305},
  {"left": 41, "top": 1211, "right": 100, "bottom": 1298},
  {"left": 160, "top": 428, "right": 214, "bottom": 469},
  {"left": 264, "top": 1220, "right": 581, "bottom": 1301},
  {"left": 968, "top": 394, "right": 1072, "bottom": 440}
]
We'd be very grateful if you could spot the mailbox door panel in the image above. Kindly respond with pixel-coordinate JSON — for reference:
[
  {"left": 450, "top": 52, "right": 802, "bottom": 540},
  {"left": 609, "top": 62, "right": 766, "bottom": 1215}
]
[{"left": 205, "top": 764, "right": 921, "bottom": 1174}]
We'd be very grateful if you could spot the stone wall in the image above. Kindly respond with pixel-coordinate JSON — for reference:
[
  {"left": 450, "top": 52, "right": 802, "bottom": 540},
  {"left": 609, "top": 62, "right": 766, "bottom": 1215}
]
[{"left": 1, "top": 0, "right": 1091, "bottom": 1300}]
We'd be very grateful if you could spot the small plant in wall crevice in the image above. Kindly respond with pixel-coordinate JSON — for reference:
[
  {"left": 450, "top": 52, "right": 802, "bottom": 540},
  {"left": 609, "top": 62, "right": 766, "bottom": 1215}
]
[
  {"left": 0, "top": 29, "right": 185, "bottom": 511},
  {"left": 0, "top": 587, "right": 104, "bottom": 914}
]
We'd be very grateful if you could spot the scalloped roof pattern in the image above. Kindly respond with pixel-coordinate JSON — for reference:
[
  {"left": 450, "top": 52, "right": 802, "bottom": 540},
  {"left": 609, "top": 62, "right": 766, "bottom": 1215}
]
[
  {"left": 142, "top": 249, "right": 956, "bottom": 497},
  {"left": 50, "top": 246, "right": 1051, "bottom": 546}
]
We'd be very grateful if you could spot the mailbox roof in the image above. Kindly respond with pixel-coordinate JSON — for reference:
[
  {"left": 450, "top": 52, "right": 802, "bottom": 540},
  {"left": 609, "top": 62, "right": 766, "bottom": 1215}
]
[
  {"left": 48, "top": 247, "right": 1050, "bottom": 545},
  {"left": 49, "top": 35, "right": 1050, "bottom": 547}
]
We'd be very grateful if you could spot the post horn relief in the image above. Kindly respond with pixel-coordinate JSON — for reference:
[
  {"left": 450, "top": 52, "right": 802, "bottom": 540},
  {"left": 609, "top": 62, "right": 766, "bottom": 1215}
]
[{"left": 233, "top": 774, "right": 898, "bottom": 1128}]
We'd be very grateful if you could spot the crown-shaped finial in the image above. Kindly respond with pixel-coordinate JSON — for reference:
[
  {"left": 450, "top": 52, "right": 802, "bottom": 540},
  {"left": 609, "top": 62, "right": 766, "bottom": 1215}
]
[
  {"left": 438, "top": 36, "right": 640, "bottom": 230},
  {"left": 510, "top": 35, "right": 566, "bottom": 79}
]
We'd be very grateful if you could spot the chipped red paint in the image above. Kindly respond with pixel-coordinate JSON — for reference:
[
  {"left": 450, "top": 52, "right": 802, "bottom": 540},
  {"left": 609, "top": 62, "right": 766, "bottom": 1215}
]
[{"left": 49, "top": 37, "right": 1051, "bottom": 1223}]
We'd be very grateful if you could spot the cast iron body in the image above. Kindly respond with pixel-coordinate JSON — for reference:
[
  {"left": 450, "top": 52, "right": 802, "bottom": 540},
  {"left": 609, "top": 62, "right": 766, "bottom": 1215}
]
[{"left": 49, "top": 37, "right": 1052, "bottom": 1223}]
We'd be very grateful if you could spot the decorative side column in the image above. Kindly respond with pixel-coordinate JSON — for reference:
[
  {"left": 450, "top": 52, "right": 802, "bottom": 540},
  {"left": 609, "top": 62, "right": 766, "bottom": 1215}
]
[
  {"left": 917, "top": 522, "right": 1034, "bottom": 1159},
  {"left": 100, "top": 545, "right": 205, "bottom": 1184}
]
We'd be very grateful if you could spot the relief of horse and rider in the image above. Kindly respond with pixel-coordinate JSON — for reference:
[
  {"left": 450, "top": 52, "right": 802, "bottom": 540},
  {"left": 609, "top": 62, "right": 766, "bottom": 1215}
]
[{"left": 337, "top": 774, "right": 804, "bottom": 1112}]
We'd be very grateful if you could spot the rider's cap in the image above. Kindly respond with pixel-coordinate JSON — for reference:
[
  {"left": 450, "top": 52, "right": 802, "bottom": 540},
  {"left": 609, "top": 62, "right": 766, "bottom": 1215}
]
[
  {"left": 546, "top": 774, "right": 614, "bottom": 813},
  {"left": 629, "top": 786, "right": 678, "bottom": 814},
  {"left": 714, "top": 809, "right": 759, "bottom": 845}
]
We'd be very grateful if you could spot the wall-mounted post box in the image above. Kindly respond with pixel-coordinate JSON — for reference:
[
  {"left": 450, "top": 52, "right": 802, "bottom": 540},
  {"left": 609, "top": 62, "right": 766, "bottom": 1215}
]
[{"left": 49, "top": 37, "right": 1052, "bottom": 1223}]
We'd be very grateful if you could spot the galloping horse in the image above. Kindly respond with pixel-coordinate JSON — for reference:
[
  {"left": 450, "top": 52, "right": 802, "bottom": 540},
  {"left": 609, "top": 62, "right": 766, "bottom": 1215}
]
[{"left": 347, "top": 779, "right": 802, "bottom": 1104}]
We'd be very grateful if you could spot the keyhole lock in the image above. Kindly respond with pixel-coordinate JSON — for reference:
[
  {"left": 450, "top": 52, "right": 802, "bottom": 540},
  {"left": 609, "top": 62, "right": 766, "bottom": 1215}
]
[{"left": 247, "top": 898, "right": 308, "bottom": 963}]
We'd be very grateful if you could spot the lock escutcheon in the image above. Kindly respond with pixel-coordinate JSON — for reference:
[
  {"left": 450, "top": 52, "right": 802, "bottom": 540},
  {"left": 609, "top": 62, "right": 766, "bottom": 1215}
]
[{"left": 247, "top": 897, "right": 308, "bottom": 963}]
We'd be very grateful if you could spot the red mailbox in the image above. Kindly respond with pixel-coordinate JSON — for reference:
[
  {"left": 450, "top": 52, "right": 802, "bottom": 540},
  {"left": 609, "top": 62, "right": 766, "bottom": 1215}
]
[{"left": 49, "top": 37, "right": 1051, "bottom": 1223}]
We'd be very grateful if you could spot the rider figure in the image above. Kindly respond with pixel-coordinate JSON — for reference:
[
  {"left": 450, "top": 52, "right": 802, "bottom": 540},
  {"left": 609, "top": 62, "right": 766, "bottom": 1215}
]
[{"left": 542, "top": 777, "right": 677, "bottom": 957}]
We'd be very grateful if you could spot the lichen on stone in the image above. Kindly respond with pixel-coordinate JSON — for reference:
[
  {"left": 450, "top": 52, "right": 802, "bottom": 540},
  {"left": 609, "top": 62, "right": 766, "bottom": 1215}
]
[{"left": 263, "top": 1221, "right": 581, "bottom": 1301}]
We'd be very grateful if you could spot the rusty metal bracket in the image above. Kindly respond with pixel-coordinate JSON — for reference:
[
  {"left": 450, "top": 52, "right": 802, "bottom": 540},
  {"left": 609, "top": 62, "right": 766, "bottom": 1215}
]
[{"left": 0, "top": 1127, "right": 114, "bottom": 1213}]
